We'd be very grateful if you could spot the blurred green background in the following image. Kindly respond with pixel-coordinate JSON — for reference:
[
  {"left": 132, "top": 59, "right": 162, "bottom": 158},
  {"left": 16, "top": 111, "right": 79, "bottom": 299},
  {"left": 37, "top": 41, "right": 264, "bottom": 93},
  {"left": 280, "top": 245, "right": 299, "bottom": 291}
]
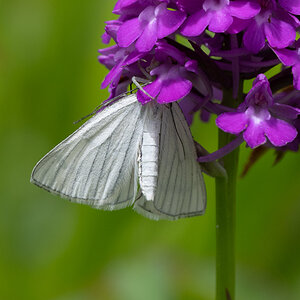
[{"left": 1, "top": 0, "right": 300, "bottom": 299}]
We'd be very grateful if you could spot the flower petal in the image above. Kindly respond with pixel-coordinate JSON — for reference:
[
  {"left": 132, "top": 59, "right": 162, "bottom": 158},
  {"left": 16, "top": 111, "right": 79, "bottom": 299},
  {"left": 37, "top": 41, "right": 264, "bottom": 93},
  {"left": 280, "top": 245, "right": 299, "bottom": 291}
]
[
  {"left": 243, "top": 120, "right": 267, "bottom": 148},
  {"left": 272, "top": 48, "right": 298, "bottom": 66},
  {"left": 227, "top": 17, "right": 250, "bottom": 34},
  {"left": 157, "top": 8, "right": 186, "bottom": 38},
  {"left": 292, "top": 64, "right": 300, "bottom": 90},
  {"left": 208, "top": 9, "right": 233, "bottom": 33},
  {"left": 135, "top": 19, "right": 158, "bottom": 52},
  {"left": 265, "top": 118, "right": 298, "bottom": 147},
  {"left": 269, "top": 103, "right": 300, "bottom": 120},
  {"left": 229, "top": 0, "right": 260, "bottom": 19},
  {"left": 216, "top": 112, "right": 248, "bottom": 134},
  {"left": 137, "top": 80, "right": 161, "bottom": 104},
  {"left": 180, "top": 10, "right": 211, "bottom": 37},
  {"left": 157, "top": 77, "right": 192, "bottom": 103},
  {"left": 243, "top": 20, "right": 265, "bottom": 53},
  {"left": 264, "top": 15, "right": 296, "bottom": 49},
  {"left": 101, "top": 57, "right": 126, "bottom": 88},
  {"left": 117, "top": 18, "right": 142, "bottom": 48},
  {"left": 279, "top": 0, "right": 300, "bottom": 15}
]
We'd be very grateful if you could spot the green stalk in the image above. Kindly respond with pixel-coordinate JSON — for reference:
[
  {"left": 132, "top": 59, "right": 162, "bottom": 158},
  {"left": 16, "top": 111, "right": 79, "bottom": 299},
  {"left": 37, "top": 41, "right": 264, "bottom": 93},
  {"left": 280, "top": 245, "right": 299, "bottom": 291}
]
[{"left": 215, "top": 90, "right": 241, "bottom": 300}]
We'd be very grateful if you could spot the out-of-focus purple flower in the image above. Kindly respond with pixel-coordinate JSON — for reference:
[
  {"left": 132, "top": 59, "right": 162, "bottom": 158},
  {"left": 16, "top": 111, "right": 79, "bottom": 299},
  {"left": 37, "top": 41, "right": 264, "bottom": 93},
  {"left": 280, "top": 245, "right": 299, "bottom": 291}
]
[
  {"left": 216, "top": 74, "right": 299, "bottom": 148},
  {"left": 179, "top": 91, "right": 215, "bottom": 125},
  {"left": 179, "top": 86, "right": 224, "bottom": 125},
  {"left": 117, "top": 2, "right": 186, "bottom": 52},
  {"left": 180, "top": 0, "right": 260, "bottom": 36},
  {"left": 273, "top": 45, "right": 300, "bottom": 90},
  {"left": 242, "top": 0, "right": 298, "bottom": 53}
]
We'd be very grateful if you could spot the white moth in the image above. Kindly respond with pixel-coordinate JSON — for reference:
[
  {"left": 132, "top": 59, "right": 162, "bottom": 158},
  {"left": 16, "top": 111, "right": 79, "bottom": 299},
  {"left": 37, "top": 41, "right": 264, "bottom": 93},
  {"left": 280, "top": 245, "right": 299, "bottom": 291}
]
[{"left": 31, "top": 94, "right": 206, "bottom": 220}]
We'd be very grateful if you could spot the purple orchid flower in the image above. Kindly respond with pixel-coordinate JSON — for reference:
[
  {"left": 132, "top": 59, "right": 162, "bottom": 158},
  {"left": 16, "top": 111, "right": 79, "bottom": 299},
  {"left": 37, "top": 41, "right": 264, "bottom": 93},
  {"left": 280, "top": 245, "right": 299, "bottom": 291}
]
[
  {"left": 117, "top": 2, "right": 186, "bottom": 52},
  {"left": 216, "top": 74, "right": 299, "bottom": 148},
  {"left": 180, "top": 0, "right": 260, "bottom": 37},
  {"left": 241, "top": 0, "right": 298, "bottom": 53},
  {"left": 137, "top": 62, "right": 194, "bottom": 104},
  {"left": 136, "top": 42, "right": 203, "bottom": 104}
]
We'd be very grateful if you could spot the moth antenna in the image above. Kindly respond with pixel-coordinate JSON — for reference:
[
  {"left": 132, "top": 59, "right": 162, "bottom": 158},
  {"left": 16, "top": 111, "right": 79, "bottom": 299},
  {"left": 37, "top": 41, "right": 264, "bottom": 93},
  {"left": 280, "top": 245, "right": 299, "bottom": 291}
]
[
  {"left": 73, "top": 85, "right": 143, "bottom": 124},
  {"left": 138, "top": 60, "right": 152, "bottom": 80},
  {"left": 132, "top": 76, "right": 154, "bottom": 100}
]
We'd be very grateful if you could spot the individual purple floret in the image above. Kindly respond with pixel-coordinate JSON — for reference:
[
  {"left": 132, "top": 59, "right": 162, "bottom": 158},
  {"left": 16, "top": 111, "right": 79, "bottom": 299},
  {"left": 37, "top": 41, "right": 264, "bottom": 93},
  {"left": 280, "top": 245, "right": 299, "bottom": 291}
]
[
  {"left": 216, "top": 74, "right": 299, "bottom": 148},
  {"left": 241, "top": 0, "right": 298, "bottom": 53},
  {"left": 136, "top": 42, "right": 202, "bottom": 104},
  {"left": 117, "top": 2, "right": 186, "bottom": 52},
  {"left": 180, "top": 0, "right": 260, "bottom": 36},
  {"left": 137, "top": 62, "right": 193, "bottom": 104}
]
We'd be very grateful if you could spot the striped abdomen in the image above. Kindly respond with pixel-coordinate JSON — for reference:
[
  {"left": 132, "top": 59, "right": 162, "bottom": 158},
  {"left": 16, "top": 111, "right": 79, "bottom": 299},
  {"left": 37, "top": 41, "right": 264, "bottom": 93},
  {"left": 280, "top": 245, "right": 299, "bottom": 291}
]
[{"left": 138, "top": 104, "right": 162, "bottom": 201}]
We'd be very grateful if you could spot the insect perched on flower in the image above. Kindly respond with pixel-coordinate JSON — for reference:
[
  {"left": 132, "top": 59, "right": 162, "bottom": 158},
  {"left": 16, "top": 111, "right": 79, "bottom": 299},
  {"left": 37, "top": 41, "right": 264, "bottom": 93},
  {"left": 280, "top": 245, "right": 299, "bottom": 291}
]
[
  {"left": 31, "top": 93, "right": 207, "bottom": 220},
  {"left": 31, "top": 1, "right": 300, "bottom": 298},
  {"left": 32, "top": 0, "right": 300, "bottom": 220}
]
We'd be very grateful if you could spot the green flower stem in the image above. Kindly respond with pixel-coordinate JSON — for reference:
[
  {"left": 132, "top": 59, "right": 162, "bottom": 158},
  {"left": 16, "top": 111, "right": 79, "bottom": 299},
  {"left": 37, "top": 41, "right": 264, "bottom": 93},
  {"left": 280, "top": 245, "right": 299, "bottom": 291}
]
[{"left": 215, "top": 90, "right": 241, "bottom": 300}]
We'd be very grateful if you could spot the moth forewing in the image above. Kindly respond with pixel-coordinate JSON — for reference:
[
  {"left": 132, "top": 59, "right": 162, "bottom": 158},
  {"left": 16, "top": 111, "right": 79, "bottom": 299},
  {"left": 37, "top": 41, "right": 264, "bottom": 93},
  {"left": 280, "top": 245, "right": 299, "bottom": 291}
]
[{"left": 31, "top": 94, "right": 146, "bottom": 209}]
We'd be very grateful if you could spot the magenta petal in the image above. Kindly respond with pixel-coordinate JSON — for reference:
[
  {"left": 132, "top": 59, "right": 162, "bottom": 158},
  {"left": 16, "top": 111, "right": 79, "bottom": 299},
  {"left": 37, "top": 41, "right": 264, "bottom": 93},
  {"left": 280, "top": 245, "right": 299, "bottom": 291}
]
[
  {"left": 273, "top": 48, "right": 298, "bottom": 66},
  {"left": 157, "top": 78, "right": 192, "bottom": 104},
  {"left": 180, "top": 10, "right": 210, "bottom": 37},
  {"left": 243, "top": 120, "right": 266, "bottom": 148},
  {"left": 135, "top": 20, "right": 157, "bottom": 52},
  {"left": 101, "top": 58, "right": 125, "bottom": 89},
  {"left": 208, "top": 9, "right": 233, "bottom": 33},
  {"left": 124, "top": 50, "right": 144, "bottom": 66},
  {"left": 216, "top": 112, "right": 248, "bottom": 134},
  {"left": 157, "top": 9, "right": 186, "bottom": 38},
  {"left": 279, "top": 0, "right": 300, "bottom": 14},
  {"left": 114, "top": 0, "right": 137, "bottom": 12},
  {"left": 137, "top": 80, "right": 161, "bottom": 104},
  {"left": 229, "top": 0, "right": 260, "bottom": 19},
  {"left": 292, "top": 64, "right": 300, "bottom": 90},
  {"left": 264, "top": 17, "right": 296, "bottom": 49},
  {"left": 269, "top": 103, "right": 300, "bottom": 120},
  {"left": 265, "top": 118, "right": 298, "bottom": 147},
  {"left": 227, "top": 18, "right": 250, "bottom": 34},
  {"left": 243, "top": 21, "right": 265, "bottom": 53},
  {"left": 117, "top": 18, "right": 142, "bottom": 48}
]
